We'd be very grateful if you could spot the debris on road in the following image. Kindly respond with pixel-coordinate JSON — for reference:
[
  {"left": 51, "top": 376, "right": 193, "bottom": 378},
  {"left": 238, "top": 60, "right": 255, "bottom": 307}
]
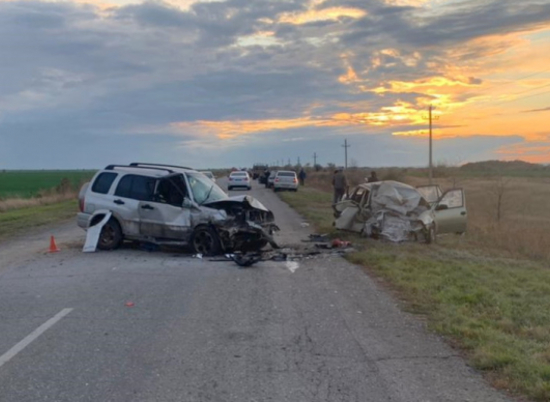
[
  {"left": 303, "top": 234, "right": 329, "bottom": 243},
  {"left": 285, "top": 261, "right": 299, "bottom": 273},
  {"left": 231, "top": 253, "right": 262, "bottom": 267},
  {"left": 331, "top": 238, "right": 352, "bottom": 248},
  {"left": 209, "top": 241, "right": 352, "bottom": 268}
]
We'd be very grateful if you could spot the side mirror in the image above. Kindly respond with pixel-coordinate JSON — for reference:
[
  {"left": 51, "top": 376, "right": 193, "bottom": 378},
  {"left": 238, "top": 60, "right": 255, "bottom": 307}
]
[{"left": 435, "top": 204, "right": 448, "bottom": 211}]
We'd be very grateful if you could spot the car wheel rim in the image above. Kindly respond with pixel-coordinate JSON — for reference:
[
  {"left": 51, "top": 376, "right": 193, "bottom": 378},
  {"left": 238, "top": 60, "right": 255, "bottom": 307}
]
[
  {"left": 194, "top": 231, "right": 214, "bottom": 254},
  {"left": 100, "top": 225, "right": 115, "bottom": 246}
]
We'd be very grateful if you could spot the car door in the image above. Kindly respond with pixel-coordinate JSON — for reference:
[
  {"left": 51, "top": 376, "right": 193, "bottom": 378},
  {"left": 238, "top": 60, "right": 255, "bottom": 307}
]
[
  {"left": 334, "top": 186, "right": 368, "bottom": 232},
  {"left": 112, "top": 174, "right": 156, "bottom": 236},
  {"left": 139, "top": 175, "right": 192, "bottom": 240},
  {"left": 434, "top": 188, "right": 467, "bottom": 234}
]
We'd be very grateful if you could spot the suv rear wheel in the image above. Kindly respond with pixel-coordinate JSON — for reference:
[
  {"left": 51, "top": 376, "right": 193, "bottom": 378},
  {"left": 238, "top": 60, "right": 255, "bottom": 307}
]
[
  {"left": 191, "top": 226, "right": 221, "bottom": 256},
  {"left": 98, "top": 218, "right": 123, "bottom": 250}
]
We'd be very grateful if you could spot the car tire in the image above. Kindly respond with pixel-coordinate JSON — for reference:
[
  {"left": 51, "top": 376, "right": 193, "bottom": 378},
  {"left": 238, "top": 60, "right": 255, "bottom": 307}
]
[
  {"left": 191, "top": 226, "right": 221, "bottom": 256},
  {"left": 97, "top": 218, "right": 123, "bottom": 250},
  {"left": 424, "top": 224, "right": 436, "bottom": 244}
]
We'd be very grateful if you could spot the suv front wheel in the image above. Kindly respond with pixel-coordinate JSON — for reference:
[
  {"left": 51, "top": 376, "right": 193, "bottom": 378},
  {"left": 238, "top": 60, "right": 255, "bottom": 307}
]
[
  {"left": 191, "top": 226, "right": 222, "bottom": 256},
  {"left": 98, "top": 218, "right": 123, "bottom": 250}
]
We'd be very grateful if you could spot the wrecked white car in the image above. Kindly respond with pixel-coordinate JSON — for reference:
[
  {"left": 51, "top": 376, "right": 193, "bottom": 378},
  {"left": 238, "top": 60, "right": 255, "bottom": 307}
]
[
  {"left": 77, "top": 163, "right": 279, "bottom": 255},
  {"left": 333, "top": 180, "right": 467, "bottom": 243}
]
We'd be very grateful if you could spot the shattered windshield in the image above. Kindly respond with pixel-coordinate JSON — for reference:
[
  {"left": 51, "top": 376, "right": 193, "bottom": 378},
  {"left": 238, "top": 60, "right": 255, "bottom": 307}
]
[
  {"left": 416, "top": 185, "right": 442, "bottom": 204},
  {"left": 186, "top": 172, "right": 228, "bottom": 204}
]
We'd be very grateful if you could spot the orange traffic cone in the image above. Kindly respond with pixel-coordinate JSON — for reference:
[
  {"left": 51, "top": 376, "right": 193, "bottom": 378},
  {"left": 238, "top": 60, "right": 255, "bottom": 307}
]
[{"left": 49, "top": 235, "right": 60, "bottom": 253}]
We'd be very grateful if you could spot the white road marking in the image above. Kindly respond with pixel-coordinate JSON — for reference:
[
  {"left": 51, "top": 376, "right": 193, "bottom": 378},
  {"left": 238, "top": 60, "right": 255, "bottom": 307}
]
[
  {"left": 285, "top": 261, "right": 299, "bottom": 273},
  {"left": 0, "top": 308, "right": 73, "bottom": 368}
]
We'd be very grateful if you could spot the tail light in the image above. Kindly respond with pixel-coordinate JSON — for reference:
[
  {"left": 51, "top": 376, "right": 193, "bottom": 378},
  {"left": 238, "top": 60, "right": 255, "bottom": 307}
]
[
  {"left": 79, "top": 197, "right": 85, "bottom": 212},
  {"left": 293, "top": 178, "right": 297, "bottom": 183},
  {"left": 275, "top": 178, "right": 280, "bottom": 182}
]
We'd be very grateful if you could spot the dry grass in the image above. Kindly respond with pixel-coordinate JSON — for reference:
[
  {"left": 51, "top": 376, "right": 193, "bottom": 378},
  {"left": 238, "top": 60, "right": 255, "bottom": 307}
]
[{"left": 0, "top": 191, "right": 78, "bottom": 212}]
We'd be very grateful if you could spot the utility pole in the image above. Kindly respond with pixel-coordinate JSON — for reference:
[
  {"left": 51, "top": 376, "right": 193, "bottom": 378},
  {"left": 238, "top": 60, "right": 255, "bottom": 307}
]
[
  {"left": 313, "top": 152, "right": 317, "bottom": 167},
  {"left": 287, "top": 158, "right": 291, "bottom": 166},
  {"left": 429, "top": 105, "right": 433, "bottom": 183},
  {"left": 423, "top": 105, "right": 439, "bottom": 184},
  {"left": 342, "top": 139, "right": 350, "bottom": 170}
]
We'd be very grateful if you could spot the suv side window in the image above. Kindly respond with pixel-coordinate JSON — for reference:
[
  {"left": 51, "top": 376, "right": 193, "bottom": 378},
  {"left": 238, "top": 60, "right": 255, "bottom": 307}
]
[
  {"left": 91, "top": 172, "right": 117, "bottom": 194},
  {"left": 156, "top": 178, "right": 185, "bottom": 206},
  {"left": 115, "top": 174, "right": 155, "bottom": 201}
]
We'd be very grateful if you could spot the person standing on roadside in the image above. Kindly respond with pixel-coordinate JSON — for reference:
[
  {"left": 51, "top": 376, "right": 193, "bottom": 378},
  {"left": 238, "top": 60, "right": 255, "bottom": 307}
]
[
  {"left": 368, "top": 171, "right": 379, "bottom": 183},
  {"left": 332, "top": 168, "right": 348, "bottom": 204},
  {"left": 298, "top": 168, "right": 306, "bottom": 186}
]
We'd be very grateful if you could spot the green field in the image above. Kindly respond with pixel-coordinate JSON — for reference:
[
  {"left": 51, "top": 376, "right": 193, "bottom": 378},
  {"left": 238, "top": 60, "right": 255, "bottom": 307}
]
[{"left": 0, "top": 170, "right": 95, "bottom": 199}]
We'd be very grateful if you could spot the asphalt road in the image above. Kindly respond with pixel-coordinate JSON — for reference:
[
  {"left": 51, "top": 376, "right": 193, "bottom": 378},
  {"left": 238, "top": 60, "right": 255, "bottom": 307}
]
[{"left": 0, "top": 178, "right": 512, "bottom": 402}]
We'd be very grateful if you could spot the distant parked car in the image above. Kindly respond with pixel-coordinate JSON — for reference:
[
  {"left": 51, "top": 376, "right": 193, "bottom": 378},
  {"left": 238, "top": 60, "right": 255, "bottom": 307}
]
[
  {"left": 200, "top": 171, "right": 216, "bottom": 182},
  {"left": 273, "top": 171, "right": 298, "bottom": 192},
  {"left": 228, "top": 171, "right": 251, "bottom": 191}
]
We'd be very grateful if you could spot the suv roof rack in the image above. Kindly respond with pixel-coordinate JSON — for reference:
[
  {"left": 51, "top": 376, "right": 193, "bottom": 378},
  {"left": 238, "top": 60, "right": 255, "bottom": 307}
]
[
  {"left": 129, "top": 162, "right": 193, "bottom": 170},
  {"left": 105, "top": 164, "right": 174, "bottom": 173}
]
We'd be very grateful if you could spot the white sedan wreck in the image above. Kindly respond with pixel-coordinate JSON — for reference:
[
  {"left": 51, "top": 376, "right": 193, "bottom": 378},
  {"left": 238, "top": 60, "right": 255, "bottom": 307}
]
[{"left": 333, "top": 180, "right": 467, "bottom": 243}]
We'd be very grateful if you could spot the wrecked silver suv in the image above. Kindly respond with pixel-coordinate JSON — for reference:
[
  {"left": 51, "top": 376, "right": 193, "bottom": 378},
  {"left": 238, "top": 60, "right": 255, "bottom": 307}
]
[
  {"left": 77, "top": 163, "right": 279, "bottom": 255},
  {"left": 333, "top": 180, "right": 467, "bottom": 243}
]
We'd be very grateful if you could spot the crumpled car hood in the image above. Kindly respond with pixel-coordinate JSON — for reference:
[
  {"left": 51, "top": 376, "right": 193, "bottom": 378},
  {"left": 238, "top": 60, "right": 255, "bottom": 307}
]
[{"left": 203, "top": 195, "right": 270, "bottom": 213}]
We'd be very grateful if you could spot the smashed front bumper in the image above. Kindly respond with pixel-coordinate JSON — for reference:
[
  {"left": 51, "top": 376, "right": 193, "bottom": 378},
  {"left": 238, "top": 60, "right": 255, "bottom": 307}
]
[
  {"left": 215, "top": 221, "right": 280, "bottom": 252},
  {"left": 204, "top": 195, "right": 280, "bottom": 252}
]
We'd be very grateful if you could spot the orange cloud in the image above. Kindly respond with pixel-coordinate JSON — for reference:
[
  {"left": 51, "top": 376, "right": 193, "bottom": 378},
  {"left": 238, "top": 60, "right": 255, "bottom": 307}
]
[
  {"left": 172, "top": 117, "right": 327, "bottom": 139},
  {"left": 171, "top": 101, "right": 433, "bottom": 138},
  {"left": 278, "top": 7, "right": 366, "bottom": 24},
  {"left": 338, "top": 56, "right": 359, "bottom": 84}
]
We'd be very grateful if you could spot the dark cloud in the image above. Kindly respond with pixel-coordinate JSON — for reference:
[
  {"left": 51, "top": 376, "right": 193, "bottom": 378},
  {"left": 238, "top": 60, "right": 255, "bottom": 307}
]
[
  {"left": 115, "top": 1, "right": 196, "bottom": 28},
  {"left": 339, "top": 0, "right": 550, "bottom": 49}
]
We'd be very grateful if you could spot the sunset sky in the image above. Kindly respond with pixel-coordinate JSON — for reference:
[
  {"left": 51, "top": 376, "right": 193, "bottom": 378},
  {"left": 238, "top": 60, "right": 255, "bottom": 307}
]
[{"left": 1, "top": 0, "right": 549, "bottom": 168}]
